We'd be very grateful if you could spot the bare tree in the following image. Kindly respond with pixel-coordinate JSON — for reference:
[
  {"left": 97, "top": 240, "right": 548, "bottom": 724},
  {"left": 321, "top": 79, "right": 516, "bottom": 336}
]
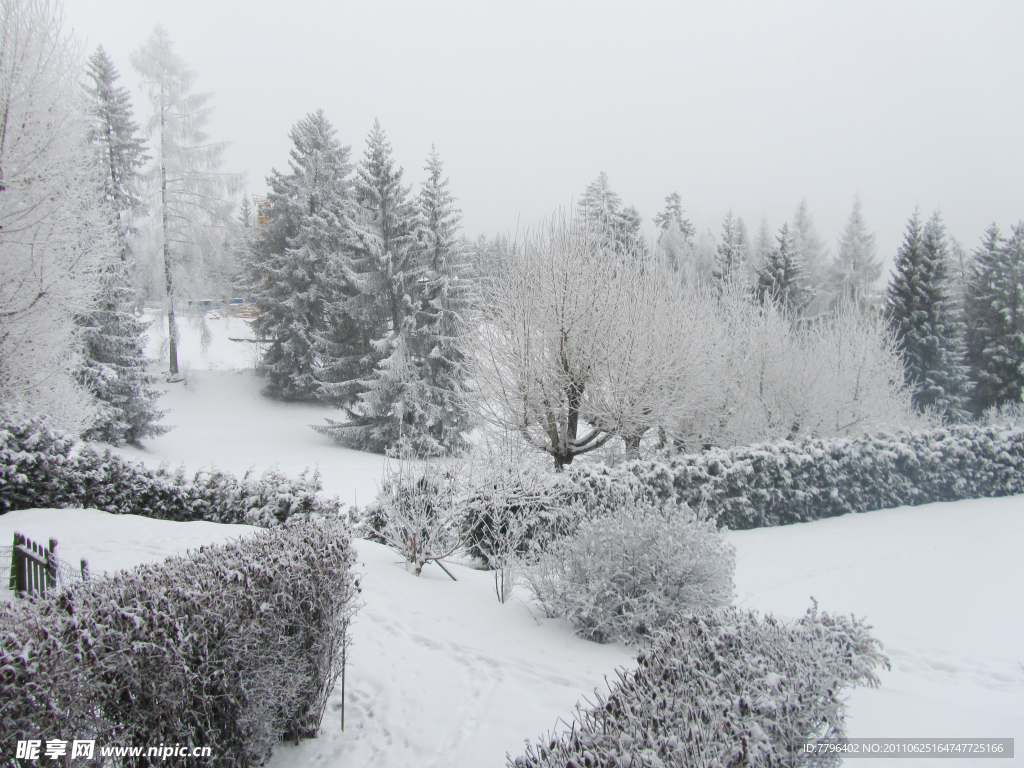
[
  {"left": 0, "top": 0, "right": 113, "bottom": 432},
  {"left": 471, "top": 212, "right": 717, "bottom": 469}
]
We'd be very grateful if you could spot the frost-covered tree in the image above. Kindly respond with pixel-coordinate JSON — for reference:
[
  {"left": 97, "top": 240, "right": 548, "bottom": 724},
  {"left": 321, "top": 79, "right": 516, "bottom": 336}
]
[
  {"left": 791, "top": 198, "right": 829, "bottom": 312},
  {"left": 965, "top": 223, "right": 1024, "bottom": 415},
  {"left": 578, "top": 172, "right": 645, "bottom": 255},
  {"left": 77, "top": 45, "right": 166, "bottom": 444},
  {"left": 131, "top": 27, "right": 241, "bottom": 380},
  {"left": 472, "top": 212, "right": 716, "bottom": 469},
  {"left": 755, "top": 222, "right": 810, "bottom": 315},
  {"left": 829, "top": 195, "right": 882, "bottom": 303},
  {"left": 316, "top": 145, "right": 473, "bottom": 455},
  {"left": 653, "top": 191, "right": 694, "bottom": 242},
  {"left": 245, "top": 110, "right": 356, "bottom": 401},
  {"left": 886, "top": 210, "right": 969, "bottom": 421},
  {"left": 713, "top": 210, "right": 748, "bottom": 286},
  {"left": 0, "top": 0, "right": 113, "bottom": 433}
]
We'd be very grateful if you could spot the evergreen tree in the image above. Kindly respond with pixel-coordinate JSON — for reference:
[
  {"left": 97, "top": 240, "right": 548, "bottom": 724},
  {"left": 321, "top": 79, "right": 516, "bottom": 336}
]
[
  {"left": 312, "top": 121, "right": 426, "bottom": 452},
  {"left": 578, "top": 172, "right": 645, "bottom": 254},
  {"left": 245, "top": 110, "right": 356, "bottom": 401},
  {"left": 791, "top": 198, "right": 829, "bottom": 311},
  {"left": 755, "top": 222, "right": 810, "bottom": 315},
  {"left": 131, "top": 27, "right": 241, "bottom": 380},
  {"left": 713, "top": 210, "right": 747, "bottom": 285},
  {"left": 653, "top": 192, "right": 695, "bottom": 243},
  {"left": 78, "top": 46, "right": 166, "bottom": 445},
  {"left": 886, "top": 210, "right": 969, "bottom": 421},
  {"left": 829, "top": 195, "right": 882, "bottom": 303},
  {"left": 965, "top": 223, "right": 1024, "bottom": 414}
]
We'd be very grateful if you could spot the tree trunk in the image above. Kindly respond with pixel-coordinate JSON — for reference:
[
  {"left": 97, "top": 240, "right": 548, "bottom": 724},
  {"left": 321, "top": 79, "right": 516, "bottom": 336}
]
[{"left": 160, "top": 93, "right": 179, "bottom": 379}]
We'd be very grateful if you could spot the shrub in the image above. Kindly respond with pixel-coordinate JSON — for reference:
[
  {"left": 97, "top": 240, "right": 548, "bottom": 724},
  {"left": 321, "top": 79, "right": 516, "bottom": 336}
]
[
  {"left": 509, "top": 605, "right": 889, "bottom": 768},
  {"left": 0, "top": 517, "right": 359, "bottom": 767},
  {"left": 367, "top": 458, "right": 464, "bottom": 576},
  {"left": 568, "top": 424, "right": 1024, "bottom": 530},
  {"left": 0, "top": 409, "right": 342, "bottom": 525},
  {"left": 522, "top": 500, "right": 735, "bottom": 643}
]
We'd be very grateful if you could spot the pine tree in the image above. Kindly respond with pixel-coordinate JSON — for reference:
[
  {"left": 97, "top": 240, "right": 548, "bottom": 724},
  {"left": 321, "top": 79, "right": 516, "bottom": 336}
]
[
  {"left": 791, "top": 199, "right": 829, "bottom": 311},
  {"left": 755, "top": 223, "right": 810, "bottom": 315},
  {"left": 713, "top": 210, "right": 747, "bottom": 285},
  {"left": 965, "top": 223, "right": 1024, "bottom": 414},
  {"left": 578, "top": 172, "right": 645, "bottom": 254},
  {"left": 829, "top": 196, "right": 882, "bottom": 303},
  {"left": 886, "top": 210, "right": 969, "bottom": 421},
  {"left": 131, "top": 27, "right": 241, "bottom": 380},
  {"left": 245, "top": 110, "right": 356, "bottom": 401},
  {"left": 653, "top": 192, "right": 695, "bottom": 243},
  {"left": 311, "top": 121, "right": 425, "bottom": 452},
  {"left": 78, "top": 47, "right": 166, "bottom": 444}
]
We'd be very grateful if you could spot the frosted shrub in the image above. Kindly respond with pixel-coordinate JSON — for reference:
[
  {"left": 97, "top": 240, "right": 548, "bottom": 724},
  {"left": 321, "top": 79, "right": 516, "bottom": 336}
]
[
  {"left": 523, "top": 500, "right": 735, "bottom": 643},
  {"left": 372, "top": 457, "right": 463, "bottom": 576},
  {"left": 510, "top": 605, "right": 888, "bottom": 768}
]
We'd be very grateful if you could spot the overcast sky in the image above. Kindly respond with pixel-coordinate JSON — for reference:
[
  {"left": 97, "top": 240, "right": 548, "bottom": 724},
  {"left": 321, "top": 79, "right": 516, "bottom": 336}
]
[{"left": 63, "top": 0, "right": 1023, "bottom": 271}]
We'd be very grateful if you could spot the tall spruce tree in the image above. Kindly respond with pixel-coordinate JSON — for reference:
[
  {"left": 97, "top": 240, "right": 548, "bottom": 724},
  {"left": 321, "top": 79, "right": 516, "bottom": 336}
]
[
  {"left": 964, "top": 223, "right": 1024, "bottom": 414},
  {"left": 245, "top": 110, "right": 356, "bottom": 401},
  {"left": 316, "top": 149, "right": 473, "bottom": 456},
  {"left": 578, "top": 173, "right": 645, "bottom": 255},
  {"left": 791, "top": 198, "right": 829, "bottom": 312},
  {"left": 713, "top": 210, "right": 747, "bottom": 285},
  {"left": 886, "top": 210, "right": 969, "bottom": 421},
  {"left": 755, "top": 222, "right": 810, "bottom": 315},
  {"left": 829, "top": 196, "right": 882, "bottom": 303},
  {"left": 312, "top": 121, "right": 425, "bottom": 452},
  {"left": 78, "top": 46, "right": 166, "bottom": 445}
]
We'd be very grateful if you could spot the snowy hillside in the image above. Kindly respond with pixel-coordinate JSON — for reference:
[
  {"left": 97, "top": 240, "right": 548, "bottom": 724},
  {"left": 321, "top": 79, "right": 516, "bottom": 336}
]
[{"left": 10, "top": 311, "right": 1018, "bottom": 767}]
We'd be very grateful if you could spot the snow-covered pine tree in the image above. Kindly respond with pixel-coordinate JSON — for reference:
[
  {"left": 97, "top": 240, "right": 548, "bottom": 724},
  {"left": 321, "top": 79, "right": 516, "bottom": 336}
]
[
  {"left": 965, "top": 223, "right": 1024, "bottom": 415},
  {"left": 791, "top": 198, "right": 829, "bottom": 312},
  {"left": 131, "top": 27, "right": 241, "bottom": 381},
  {"left": 653, "top": 192, "right": 695, "bottom": 243},
  {"left": 713, "top": 210, "right": 748, "bottom": 286},
  {"left": 829, "top": 196, "right": 882, "bottom": 304},
  {"left": 77, "top": 46, "right": 166, "bottom": 445},
  {"left": 886, "top": 210, "right": 969, "bottom": 421},
  {"left": 578, "top": 173, "right": 646, "bottom": 255},
  {"left": 312, "top": 121, "right": 423, "bottom": 452},
  {"left": 245, "top": 110, "right": 356, "bottom": 401},
  {"left": 755, "top": 222, "right": 810, "bottom": 315}
]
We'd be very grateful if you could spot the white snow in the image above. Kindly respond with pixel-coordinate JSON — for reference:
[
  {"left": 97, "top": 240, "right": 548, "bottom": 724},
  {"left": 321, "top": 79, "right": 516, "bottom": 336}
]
[{"left": 4, "top": 311, "right": 1020, "bottom": 766}]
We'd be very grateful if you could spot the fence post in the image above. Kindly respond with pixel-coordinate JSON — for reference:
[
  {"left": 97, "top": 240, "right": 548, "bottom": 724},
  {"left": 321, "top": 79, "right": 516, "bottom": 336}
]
[
  {"left": 12, "top": 532, "right": 26, "bottom": 594},
  {"left": 46, "top": 538, "right": 58, "bottom": 595}
]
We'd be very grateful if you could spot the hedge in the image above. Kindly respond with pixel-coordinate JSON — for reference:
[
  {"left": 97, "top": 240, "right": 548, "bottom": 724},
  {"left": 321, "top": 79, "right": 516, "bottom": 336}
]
[
  {"left": 569, "top": 425, "right": 1024, "bottom": 530},
  {"left": 0, "top": 410, "right": 340, "bottom": 526},
  {"left": 509, "top": 605, "right": 888, "bottom": 768},
  {"left": 1, "top": 517, "right": 359, "bottom": 767}
]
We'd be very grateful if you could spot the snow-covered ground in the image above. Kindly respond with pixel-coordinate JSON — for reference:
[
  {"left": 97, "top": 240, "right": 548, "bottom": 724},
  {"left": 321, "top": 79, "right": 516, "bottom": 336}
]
[{"left": 4, "top": 312, "right": 1020, "bottom": 766}]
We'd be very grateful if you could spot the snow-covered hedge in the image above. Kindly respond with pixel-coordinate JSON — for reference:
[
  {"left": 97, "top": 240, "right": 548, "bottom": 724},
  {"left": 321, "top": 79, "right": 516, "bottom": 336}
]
[
  {"left": 569, "top": 425, "right": 1024, "bottom": 530},
  {"left": 509, "top": 605, "right": 888, "bottom": 768},
  {"left": 522, "top": 500, "right": 735, "bottom": 643},
  {"left": 0, "top": 411, "right": 340, "bottom": 525},
  {"left": 1, "top": 517, "right": 358, "bottom": 766}
]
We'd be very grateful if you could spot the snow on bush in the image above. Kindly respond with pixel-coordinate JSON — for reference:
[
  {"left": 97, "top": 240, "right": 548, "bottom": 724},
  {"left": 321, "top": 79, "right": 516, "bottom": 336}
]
[
  {"left": 365, "top": 457, "right": 464, "bottom": 576},
  {"left": 522, "top": 500, "right": 735, "bottom": 643},
  {"left": 509, "top": 605, "right": 888, "bottom": 768},
  {"left": 570, "top": 424, "right": 1024, "bottom": 530},
  {"left": 0, "top": 410, "right": 343, "bottom": 525},
  {"left": 0, "top": 517, "right": 359, "bottom": 766}
]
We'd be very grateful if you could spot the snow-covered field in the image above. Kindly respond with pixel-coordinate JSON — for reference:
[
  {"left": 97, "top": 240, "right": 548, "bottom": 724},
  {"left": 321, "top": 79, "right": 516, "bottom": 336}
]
[{"left": 5, "top": 313, "right": 1021, "bottom": 766}]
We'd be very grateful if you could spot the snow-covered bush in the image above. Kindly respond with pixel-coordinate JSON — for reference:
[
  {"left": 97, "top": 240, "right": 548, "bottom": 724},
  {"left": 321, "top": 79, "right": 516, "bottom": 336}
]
[
  {"left": 368, "top": 457, "right": 464, "bottom": 576},
  {"left": 0, "top": 409, "right": 343, "bottom": 525},
  {"left": 569, "top": 424, "right": 1024, "bottom": 530},
  {"left": 1, "top": 517, "right": 359, "bottom": 766},
  {"left": 523, "top": 500, "right": 735, "bottom": 643},
  {"left": 510, "top": 605, "right": 888, "bottom": 768}
]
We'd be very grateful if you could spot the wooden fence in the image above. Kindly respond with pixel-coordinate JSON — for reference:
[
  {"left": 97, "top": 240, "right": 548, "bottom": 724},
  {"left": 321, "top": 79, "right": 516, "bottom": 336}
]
[{"left": 2, "top": 532, "right": 89, "bottom": 599}]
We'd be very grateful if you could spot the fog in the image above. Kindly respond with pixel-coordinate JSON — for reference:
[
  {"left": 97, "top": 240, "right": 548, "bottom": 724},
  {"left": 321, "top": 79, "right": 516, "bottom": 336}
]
[{"left": 64, "top": 0, "right": 1024, "bottom": 267}]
